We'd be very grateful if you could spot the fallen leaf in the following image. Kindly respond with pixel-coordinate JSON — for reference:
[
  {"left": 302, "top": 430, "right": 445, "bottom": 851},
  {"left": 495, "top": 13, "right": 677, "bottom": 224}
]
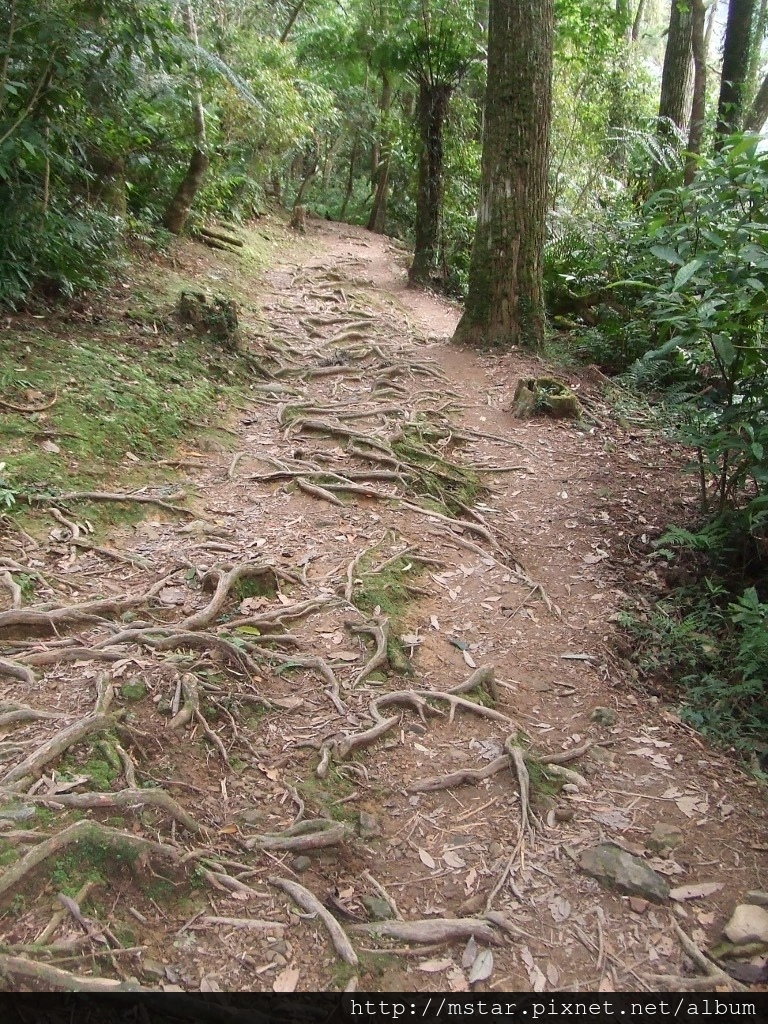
[
  {"left": 676, "top": 796, "right": 703, "bottom": 817},
  {"left": 429, "top": 615, "right": 440, "bottom": 630},
  {"left": 548, "top": 896, "right": 571, "bottom": 923},
  {"left": 546, "top": 963, "right": 559, "bottom": 987},
  {"left": 468, "top": 949, "right": 494, "bottom": 984},
  {"left": 418, "top": 848, "right": 436, "bottom": 869},
  {"left": 200, "top": 976, "right": 221, "bottom": 992},
  {"left": 418, "top": 958, "right": 453, "bottom": 973},
  {"left": 591, "top": 809, "right": 631, "bottom": 830},
  {"left": 447, "top": 967, "right": 469, "bottom": 992},
  {"left": 443, "top": 849, "right": 466, "bottom": 870},
  {"left": 669, "top": 882, "right": 724, "bottom": 902},
  {"left": 335, "top": 650, "right": 361, "bottom": 662},
  {"left": 273, "top": 967, "right": 299, "bottom": 992},
  {"left": 461, "top": 936, "right": 478, "bottom": 969},
  {"left": 521, "top": 948, "right": 546, "bottom": 992},
  {"left": 462, "top": 650, "right": 477, "bottom": 668}
]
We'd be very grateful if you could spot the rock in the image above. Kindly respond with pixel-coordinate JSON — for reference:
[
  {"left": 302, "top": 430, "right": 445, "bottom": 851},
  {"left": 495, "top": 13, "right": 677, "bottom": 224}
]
[
  {"left": 578, "top": 842, "right": 670, "bottom": 903},
  {"left": 554, "top": 805, "right": 575, "bottom": 823},
  {"left": 120, "top": 680, "right": 148, "bottom": 702},
  {"left": 646, "top": 822, "right": 684, "bottom": 856},
  {"left": 290, "top": 856, "right": 312, "bottom": 873},
  {"left": 590, "top": 706, "right": 617, "bottom": 727},
  {"left": 359, "top": 811, "right": 380, "bottom": 838},
  {"left": 629, "top": 897, "right": 648, "bottom": 914},
  {"left": 239, "top": 808, "right": 265, "bottom": 825},
  {"left": 362, "top": 896, "right": 394, "bottom": 921},
  {"left": 0, "top": 803, "right": 35, "bottom": 821},
  {"left": 488, "top": 841, "right": 504, "bottom": 859},
  {"left": 141, "top": 958, "right": 166, "bottom": 979},
  {"left": 745, "top": 891, "right": 768, "bottom": 908},
  {"left": 458, "top": 893, "right": 485, "bottom": 916},
  {"left": 724, "top": 905, "right": 768, "bottom": 945}
]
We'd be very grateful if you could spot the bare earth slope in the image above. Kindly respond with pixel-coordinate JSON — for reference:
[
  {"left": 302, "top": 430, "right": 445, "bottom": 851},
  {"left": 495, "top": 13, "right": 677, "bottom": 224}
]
[{"left": 0, "top": 217, "right": 765, "bottom": 993}]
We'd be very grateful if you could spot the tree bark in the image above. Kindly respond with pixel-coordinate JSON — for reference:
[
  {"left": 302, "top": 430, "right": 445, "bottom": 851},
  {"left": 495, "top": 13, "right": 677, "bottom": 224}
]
[
  {"left": 340, "top": 135, "right": 358, "bottom": 219},
  {"left": 746, "top": 0, "right": 768, "bottom": 108},
  {"left": 367, "top": 71, "right": 393, "bottom": 234},
  {"left": 684, "top": 0, "right": 707, "bottom": 184},
  {"left": 452, "top": 0, "right": 553, "bottom": 349},
  {"left": 744, "top": 71, "right": 768, "bottom": 129},
  {"left": 716, "top": 0, "right": 756, "bottom": 140},
  {"left": 280, "top": 0, "right": 308, "bottom": 44},
  {"left": 632, "top": 0, "right": 648, "bottom": 41},
  {"left": 408, "top": 79, "right": 452, "bottom": 285},
  {"left": 658, "top": 0, "right": 694, "bottom": 131},
  {"left": 163, "top": 1, "right": 208, "bottom": 234}
]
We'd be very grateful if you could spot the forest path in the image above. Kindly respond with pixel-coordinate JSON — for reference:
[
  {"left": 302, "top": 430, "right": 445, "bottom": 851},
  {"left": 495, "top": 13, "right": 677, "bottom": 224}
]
[{"left": 0, "top": 216, "right": 765, "bottom": 994}]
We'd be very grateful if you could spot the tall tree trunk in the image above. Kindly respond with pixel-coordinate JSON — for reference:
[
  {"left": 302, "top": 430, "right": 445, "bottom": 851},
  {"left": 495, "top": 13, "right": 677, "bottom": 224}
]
[
  {"left": 163, "top": 1, "right": 208, "bottom": 234},
  {"left": 705, "top": 0, "right": 720, "bottom": 55},
  {"left": 408, "top": 80, "right": 452, "bottom": 286},
  {"left": 685, "top": 0, "right": 707, "bottom": 184},
  {"left": 280, "top": 0, "right": 308, "bottom": 43},
  {"left": 632, "top": 0, "right": 648, "bottom": 42},
  {"left": 716, "top": 0, "right": 756, "bottom": 141},
  {"left": 340, "top": 135, "right": 359, "bottom": 219},
  {"left": 367, "top": 71, "right": 393, "bottom": 234},
  {"left": 658, "top": 0, "right": 694, "bottom": 131},
  {"left": 452, "top": 0, "right": 553, "bottom": 349},
  {"left": 746, "top": 0, "right": 768, "bottom": 106},
  {"left": 744, "top": 71, "right": 768, "bottom": 129}
]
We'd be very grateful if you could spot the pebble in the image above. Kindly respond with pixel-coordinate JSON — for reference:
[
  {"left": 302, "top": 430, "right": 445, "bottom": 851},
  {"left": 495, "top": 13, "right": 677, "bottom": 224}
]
[{"left": 290, "top": 856, "right": 312, "bottom": 873}]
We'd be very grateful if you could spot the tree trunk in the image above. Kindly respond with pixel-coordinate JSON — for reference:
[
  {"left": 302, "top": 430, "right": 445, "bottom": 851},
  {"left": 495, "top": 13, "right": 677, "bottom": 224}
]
[
  {"left": 658, "top": 0, "right": 694, "bottom": 131},
  {"left": 163, "top": 1, "right": 208, "bottom": 234},
  {"left": 716, "top": 0, "right": 756, "bottom": 141},
  {"left": 367, "top": 71, "right": 393, "bottom": 234},
  {"left": 340, "top": 135, "right": 358, "bottom": 219},
  {"left": 745, "top": 71, "right": 768, "bottom": 129},
  {"left": 746, "top": 0, "right": 768, "bottom": 108},
  {"left": 408, "top": 80, "right": 452, "bottom": 286},
  {"left": 452, "top": 0, "right": 553, "bottom": 349},
  {"left": 632, "top": 0, "right": 648, "bottom": 41},
  {"left": 684, "top": 0, "right": 707, "bottom": 184}
]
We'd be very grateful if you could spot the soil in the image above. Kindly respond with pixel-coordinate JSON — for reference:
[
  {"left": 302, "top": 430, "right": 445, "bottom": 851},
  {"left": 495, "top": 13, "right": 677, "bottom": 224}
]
[{"left": 0, "top": 215, "right": 765, "bottom": 994}]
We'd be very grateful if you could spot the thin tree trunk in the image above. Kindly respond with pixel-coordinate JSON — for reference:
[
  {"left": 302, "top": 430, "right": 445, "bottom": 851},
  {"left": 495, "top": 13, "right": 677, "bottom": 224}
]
[
  {"left": 340, "top": 135, "right": 358, "bottom": 219},
  {"left": 716, "top": 0, "right": 756, "bottom": 141},
  {"left": 746, "top": 0, "right": 768, "bottom": 107},
  {"left": 367, "top": 71, "right": 393, "bottom": 234},
  {"left": 632, "top": 0, "right": 647, "bottom": 42},
  {"left": 658, "top": 0, "right": 694, "bottom": 131},
  {"left": 685, "top": 0, "right": 707, "bottom": 184},
  {"left": 744, "top": 71, "right": 768, "bottom": 129},
  {"left": 409, "top": 80, "right": 452, "bottom": 286},
  {"left": 280, "top": 0, "right": 308, "bottom": 44},
  {"left": 453, "top": 0, "right": 553, "bottom": 349},
  {"left": 163, "top": 1, "right": 208, "bottom": 234},
  {"left": 705, "top": 0, "right": 720, "bottom": 55}
]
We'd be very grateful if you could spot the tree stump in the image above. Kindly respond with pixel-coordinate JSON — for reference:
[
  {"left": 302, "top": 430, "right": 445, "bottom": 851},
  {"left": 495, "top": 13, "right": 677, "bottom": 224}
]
[{"left": 510, "top": 377, "right": 580, "bottom": 419}]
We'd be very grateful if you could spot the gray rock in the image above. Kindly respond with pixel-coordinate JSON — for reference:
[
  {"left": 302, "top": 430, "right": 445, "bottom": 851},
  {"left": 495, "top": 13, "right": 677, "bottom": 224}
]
[
  {"left": 724, "top": 905, "right": 768, "bottom": 945},
  {"left": 362, "top": 896, "right": 394, "bottom": 921},
  {"left": 0, "top": 803, "right": 35, "bottom": 821},
  {"left": 141, "top": 958, "right": 166, "bottom": 979},
  {"left": 290, "top": 855, "right": 312, "bottom": 873},
  {"left": 578, "top": 842, "right": 670, "bottom": 903},
  {"left": 359, "top": 811, "right": 380, "bottom": 838},
  {"left": 646, "top": 822, "right": 684, "bottom": 856},
  {"left": 745, "top": 891, "right": 768, "bottom": 908}
]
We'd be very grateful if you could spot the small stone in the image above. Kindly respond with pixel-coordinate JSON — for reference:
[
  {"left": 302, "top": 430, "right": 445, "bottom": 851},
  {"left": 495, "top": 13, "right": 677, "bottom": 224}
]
[
  {"left": 554, "top": 805, "right": 575, "bottom": 823},
  {"left": 589, "top": 745, "right": 616, "bottom": 766},
  {"left": 239, "top": 808, "right": 264, "bottom": 825},
  {"left": 359, "top": 811, "right": 380, "bottom": 838},
  {"left": 290, "top": 856, "right": 311, "bottom": 873},
  {"left": 579, "top": 842, "right": 670, "bottom": 903},
  {"left": 120, "top": 680, "right": 148, "bottom": 702},
  {"left": 646, "top": 823, "right": 684, "bottom": 856},
  {"left": 362, "top": 896, "right": 394, "bottom": 921},
  {"left": 141, "top": 959, "right": 166, "bottom": 979},
  {"left": 590, "top": 706, "right": 617, "bottom": 727},
  {"left": 745, "top": 891, "right": 768, "bottom": 908},
  {"left": 488, "top": 841, "right": 504, "bottom": 859},
  {"left": 724, "top": 905, "right": 768, "bottom": 945},
  {"left": 629, "top": 897, "right": 648, "bottom": 914}
]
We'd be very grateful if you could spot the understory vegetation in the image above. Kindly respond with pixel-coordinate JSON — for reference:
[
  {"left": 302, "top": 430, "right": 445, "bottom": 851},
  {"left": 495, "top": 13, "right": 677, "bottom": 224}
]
[{"left": 1, "top": 0, "right": 767, "bottom": 763}]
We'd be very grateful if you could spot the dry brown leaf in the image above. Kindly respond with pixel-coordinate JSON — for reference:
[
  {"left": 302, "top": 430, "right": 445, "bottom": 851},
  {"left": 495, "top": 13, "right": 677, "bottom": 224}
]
[
  {"left": 468, "top": 949, "right": 493, "bottom": 984},
  {"left": 418, "top": 848, "right": 436, "bottom": 869},
  {"left": 273, "top": 967, "right": 300, "bottom": 992},
  {"left": 669, "top": 882, "right": 724, "bottom": 901},
  {"left": 443, "top": 850, "right": 466, "bottom": 870},
  {"left": 418, "top": 958, "right": 453, "bottom": 973}
]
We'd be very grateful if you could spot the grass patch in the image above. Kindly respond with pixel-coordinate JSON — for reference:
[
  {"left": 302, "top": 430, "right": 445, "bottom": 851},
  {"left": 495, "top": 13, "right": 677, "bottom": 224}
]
[
  {"left": 392, "top": 420, "right": 483, "bottom": 515},
  {"left": 351, "top": 553, "right": 425, "bottom": 676},
  {"left": 295, "top": 769, "right": 356, "bottom": 821}
]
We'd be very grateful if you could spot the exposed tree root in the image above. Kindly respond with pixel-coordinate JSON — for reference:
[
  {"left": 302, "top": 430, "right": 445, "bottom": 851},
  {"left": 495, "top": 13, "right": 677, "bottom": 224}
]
[
  {"left": 349, "top": 618, "right": 390, "bottom": 686},
  {"left": 30, "top": 491, "right": 194, "bottom": 517},
  {"left": 1, "top": 710, "right": 122, "bottom": 789},
  {"left": 0, "top": 657, "right": 36, "bottom": 685},
  {"left": 349, "top": 918, "right": 501, "bottom": 945},
  {"left": 8, "top": 788, "right": 204, "bottom": 833},
  {"left": 0, "top": 819, "right": 180, "bottom": 899},
  {"left": 642, "top": 924, "right": 749, "bottom": 992},
  {"left": 0, "top": 953, "right": 144, "bottom": 991},
  {"left": 244, "top": 819, "right": 347, "bottom": 852},
  {"left": 269, "top": 876, "right": 358, "bottom": 966}
]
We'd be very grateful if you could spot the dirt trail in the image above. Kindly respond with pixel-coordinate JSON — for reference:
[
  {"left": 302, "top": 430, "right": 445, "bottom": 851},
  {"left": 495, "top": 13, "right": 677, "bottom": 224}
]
[{"left": 0, "top": 217, "right": 765, "bottom": 994}]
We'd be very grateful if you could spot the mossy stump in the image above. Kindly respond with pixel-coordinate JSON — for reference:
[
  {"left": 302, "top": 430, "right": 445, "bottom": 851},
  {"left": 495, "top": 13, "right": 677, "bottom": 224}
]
[{"left": 510, "top": 377, "right": 580, "bottom": 420}]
